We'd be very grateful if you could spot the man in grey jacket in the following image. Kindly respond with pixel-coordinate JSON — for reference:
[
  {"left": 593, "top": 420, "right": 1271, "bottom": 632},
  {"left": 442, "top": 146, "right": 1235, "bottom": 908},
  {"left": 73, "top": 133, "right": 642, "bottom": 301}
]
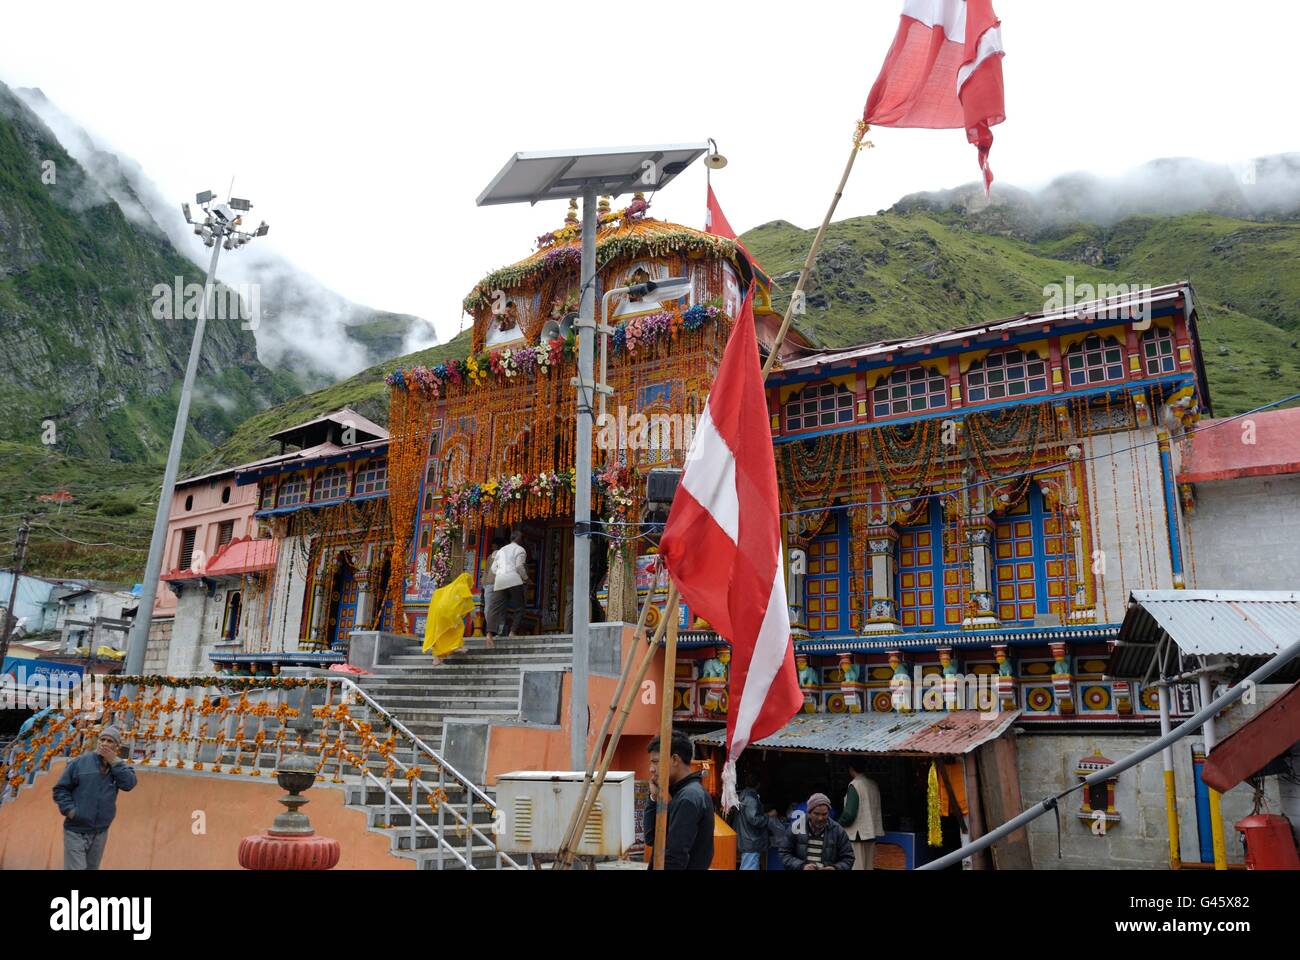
[
  {"left": 52, "top": 725, "right": 137, "bottom": 870},
  {"left": 728, "top": 771, "right": 769, "bottom": 870}
]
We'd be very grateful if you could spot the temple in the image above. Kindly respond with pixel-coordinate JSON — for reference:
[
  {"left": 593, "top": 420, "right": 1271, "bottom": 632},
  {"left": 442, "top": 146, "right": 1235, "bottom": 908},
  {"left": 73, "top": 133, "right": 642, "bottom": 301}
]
[{"left": 135, "top": 199, "right": 1300, "bottom": 871}]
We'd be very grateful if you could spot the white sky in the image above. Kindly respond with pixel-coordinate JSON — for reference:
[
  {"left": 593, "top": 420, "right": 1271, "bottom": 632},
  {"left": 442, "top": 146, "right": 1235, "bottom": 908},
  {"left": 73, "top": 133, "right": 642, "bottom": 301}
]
[{"left": 3, "top": 0, "right": 1299, "bottom": 346}]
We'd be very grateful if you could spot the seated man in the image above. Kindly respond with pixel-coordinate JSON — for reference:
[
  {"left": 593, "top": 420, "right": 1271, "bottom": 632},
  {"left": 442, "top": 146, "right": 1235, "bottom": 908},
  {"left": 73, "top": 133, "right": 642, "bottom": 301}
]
[{"left": 781, "top": 792, "right": 854, "bottom": 871}]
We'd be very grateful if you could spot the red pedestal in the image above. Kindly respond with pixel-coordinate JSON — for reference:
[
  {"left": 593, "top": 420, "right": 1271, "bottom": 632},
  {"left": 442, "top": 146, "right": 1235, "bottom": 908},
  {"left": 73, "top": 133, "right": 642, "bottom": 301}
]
[{"left": 239, "top": 832, "right": 341, "bottom": 870}]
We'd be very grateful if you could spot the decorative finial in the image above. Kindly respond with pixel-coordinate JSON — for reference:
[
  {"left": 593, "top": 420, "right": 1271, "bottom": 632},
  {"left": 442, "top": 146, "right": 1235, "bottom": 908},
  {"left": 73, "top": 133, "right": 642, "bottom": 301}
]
[
  {"left": 598, "top": 196, "right": 611, "bottom": 215},
  {"left": 565, "top": 198, "right": 578, "bottom": 225}
]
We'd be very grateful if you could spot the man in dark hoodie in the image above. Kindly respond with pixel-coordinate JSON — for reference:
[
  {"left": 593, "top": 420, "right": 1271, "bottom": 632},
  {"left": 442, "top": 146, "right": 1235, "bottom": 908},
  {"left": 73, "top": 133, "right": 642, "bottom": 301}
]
[
  {"left": 728, "top": 771, "right": 769, "bottom": 870},
  {"left": 644, "top": 730, "right": 713, "bottom": 870},
  {"left": 52, "top": 724, "right": 137, "bottom": 870}
]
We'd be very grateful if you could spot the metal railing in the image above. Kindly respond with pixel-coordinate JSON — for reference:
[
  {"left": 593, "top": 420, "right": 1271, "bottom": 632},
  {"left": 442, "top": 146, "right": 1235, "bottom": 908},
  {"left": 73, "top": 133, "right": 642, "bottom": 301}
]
[{"left": 0, "top": 675, "right": 522, "bottom": 870}]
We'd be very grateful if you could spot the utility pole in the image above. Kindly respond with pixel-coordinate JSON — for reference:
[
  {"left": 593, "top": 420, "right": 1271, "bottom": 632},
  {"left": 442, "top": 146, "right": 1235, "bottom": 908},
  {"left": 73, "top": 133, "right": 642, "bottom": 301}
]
[
  {"left": 123, "top": 193, "right": 269, "bottom": 679},
  {"left": 0, "top": 515, "right": 33, "bottom": 667}
]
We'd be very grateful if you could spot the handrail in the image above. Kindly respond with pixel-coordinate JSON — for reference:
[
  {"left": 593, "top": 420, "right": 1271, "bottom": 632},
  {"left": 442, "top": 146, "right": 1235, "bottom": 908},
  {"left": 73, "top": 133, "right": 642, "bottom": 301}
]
[
  {"left": 329, "top": 677, "right": 499, "bottom": 811},
  {"left": 327, "top": 677, "right": 522, "bottom": 870}
]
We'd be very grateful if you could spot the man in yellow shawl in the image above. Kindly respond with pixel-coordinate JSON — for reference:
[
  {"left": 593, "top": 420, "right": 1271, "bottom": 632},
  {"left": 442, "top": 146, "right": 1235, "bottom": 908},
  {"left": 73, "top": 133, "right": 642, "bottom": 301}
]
[{"left": 422, "top": 573, "right": 476, "bottom": 660}]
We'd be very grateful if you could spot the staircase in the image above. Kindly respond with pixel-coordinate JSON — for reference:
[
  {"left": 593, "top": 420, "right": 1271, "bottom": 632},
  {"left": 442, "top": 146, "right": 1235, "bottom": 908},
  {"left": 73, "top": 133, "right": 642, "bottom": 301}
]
[{"left": 340, "top": 633, "right": 575, "bottom": 869}]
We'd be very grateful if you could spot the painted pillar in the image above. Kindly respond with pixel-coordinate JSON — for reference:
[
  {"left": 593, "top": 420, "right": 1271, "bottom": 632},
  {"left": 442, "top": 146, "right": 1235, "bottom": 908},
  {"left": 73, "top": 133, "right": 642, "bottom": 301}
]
[
  {"left": 1050, "top": 640, "right": 1075, "bottom": 715},
  {"left": 888, "top": 649, "right": 912, "bottom": 713},
  {"left": 1156, "top": 431, "right": 1186, "bottom": 589},
  {"left": 796, "top": 653, "right": 820, "bottom": 714},
  {"left": 862, "top": 526, "right": 900, "bottom": 635},
  {"left": 963, "top": 516, "right": 999, "bottom": 629},
  {"left": 938, "top": 647, "right": 960, "bottom": 711},
  {"left": 838, "top": 652, "right": 865, "bottom": 714},
  {"left": 1156, "top": 681, "right": 1182, "bottom": 869},
  {"left": 1199, "top": 672, "right": 1228, "bottom": 870},
  {"left": 993, "top": 644, "right": 1017, "bottom": 711}
]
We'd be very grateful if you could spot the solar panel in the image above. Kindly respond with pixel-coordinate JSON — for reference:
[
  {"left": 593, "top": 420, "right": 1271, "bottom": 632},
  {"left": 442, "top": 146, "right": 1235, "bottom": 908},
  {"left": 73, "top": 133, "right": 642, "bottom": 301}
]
[{"left": 476, "top": 143, "right": 709, "bottom": 207}]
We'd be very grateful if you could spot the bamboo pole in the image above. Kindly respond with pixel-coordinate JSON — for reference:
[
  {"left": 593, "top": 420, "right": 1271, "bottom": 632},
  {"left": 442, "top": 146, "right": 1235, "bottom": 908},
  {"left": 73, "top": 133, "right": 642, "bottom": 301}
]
[
  {"left": 651, "top": 600, "right": 680, "bottom": 870},
  {"left": 762, "top": 126, "right": 869, "bottom": 379},
  {"left": 558, "top": 584, "right": 678, "bottom": 868},
  {"left": 554, "top": 576, "right": 657, "bottom": 867}
]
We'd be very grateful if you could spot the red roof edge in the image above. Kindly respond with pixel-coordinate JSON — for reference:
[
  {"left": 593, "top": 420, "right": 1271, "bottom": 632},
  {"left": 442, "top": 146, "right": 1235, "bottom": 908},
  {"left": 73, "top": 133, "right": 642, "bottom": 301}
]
[{"left": 1202, "top": 681, "right": 1300, "bottom": 792}]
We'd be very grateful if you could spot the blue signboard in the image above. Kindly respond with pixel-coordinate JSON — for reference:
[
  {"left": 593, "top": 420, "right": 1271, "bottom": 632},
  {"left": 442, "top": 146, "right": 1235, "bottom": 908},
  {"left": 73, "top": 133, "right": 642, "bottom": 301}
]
[{"left": 2, "top": 657, "right": 85, "bottom": 693}]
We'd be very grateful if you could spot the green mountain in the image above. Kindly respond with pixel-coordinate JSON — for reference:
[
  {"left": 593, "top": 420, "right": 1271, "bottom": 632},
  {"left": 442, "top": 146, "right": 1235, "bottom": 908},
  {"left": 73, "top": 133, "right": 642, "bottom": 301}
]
[
  {"left": 206, "top": 189, "right": 1300, "bottom": 475},
  {"left": 0, "top": 81, "right": 302, "bottom": 464}
]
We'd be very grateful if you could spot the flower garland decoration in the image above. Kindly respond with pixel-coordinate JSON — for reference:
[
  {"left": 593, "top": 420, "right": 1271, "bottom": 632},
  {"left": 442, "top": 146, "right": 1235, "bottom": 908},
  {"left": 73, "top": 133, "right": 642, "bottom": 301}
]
[{"left": 389, "top": 304, "right": 726, "bottom": 397}]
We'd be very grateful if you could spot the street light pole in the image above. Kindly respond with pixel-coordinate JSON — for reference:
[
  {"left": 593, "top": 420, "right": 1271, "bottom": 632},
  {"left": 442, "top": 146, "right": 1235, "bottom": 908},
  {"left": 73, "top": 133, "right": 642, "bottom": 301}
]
[
  {"left": 570, "top": 185, "right": 597, "bottom": 771},
  {"left": 124, "top": 195, "right": 269, "bottom": 678}
]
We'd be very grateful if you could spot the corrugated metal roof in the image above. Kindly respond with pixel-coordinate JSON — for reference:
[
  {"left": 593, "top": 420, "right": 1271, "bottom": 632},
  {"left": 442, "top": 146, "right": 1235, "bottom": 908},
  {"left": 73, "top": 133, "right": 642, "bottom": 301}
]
[
  {"left": 690, "top": 710, "right": 1019, "bottom": 757},
  {"left": 1111, "top": 590, "right": 1300, "bottom": 680}
]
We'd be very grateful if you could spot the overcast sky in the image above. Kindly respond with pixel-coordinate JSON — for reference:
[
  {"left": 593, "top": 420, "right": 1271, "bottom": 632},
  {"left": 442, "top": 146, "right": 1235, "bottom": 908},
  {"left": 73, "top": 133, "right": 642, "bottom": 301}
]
[{"left": 3, "top": 1, "right": 1299, "bottom": 346}]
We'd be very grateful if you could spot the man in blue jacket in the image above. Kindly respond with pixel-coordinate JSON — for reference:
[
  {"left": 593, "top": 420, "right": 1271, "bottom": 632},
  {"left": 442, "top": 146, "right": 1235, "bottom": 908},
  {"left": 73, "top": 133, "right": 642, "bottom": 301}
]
[{"left": 52, "top": 725, "right": 137, "bottom": 870}]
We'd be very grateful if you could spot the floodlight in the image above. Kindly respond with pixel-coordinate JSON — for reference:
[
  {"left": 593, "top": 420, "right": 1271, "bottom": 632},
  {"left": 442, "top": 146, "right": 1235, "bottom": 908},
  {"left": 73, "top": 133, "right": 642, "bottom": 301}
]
[
  {"left": 636, "top": 276, "right": 692, "bottom": 301},
  {"left": 211, "top": 204, "right": 234, "bottom": 223},
  {"left": 254, "top": 222, "right": 270, "bottom": 237},
  {"left": 181, "top": 203, "right": 192, "bottom": 223},
  {"left": 196, "top": 190, "right": 215, "bottom": 204},
  {"left": 229, "top": 197, "right": 252, "bottom": 212}
]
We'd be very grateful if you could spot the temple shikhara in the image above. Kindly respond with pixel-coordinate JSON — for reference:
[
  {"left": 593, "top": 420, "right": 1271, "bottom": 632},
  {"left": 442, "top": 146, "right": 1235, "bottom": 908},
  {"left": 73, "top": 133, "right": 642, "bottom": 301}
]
[{"left": 9, "top": 196, "right": 1297, "bottom": 874}]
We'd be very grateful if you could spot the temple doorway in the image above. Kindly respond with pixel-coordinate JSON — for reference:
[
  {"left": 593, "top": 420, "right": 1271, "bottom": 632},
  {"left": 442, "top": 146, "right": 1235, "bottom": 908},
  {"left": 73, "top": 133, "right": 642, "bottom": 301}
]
[{"left": 327, "top": 551, "right": 358, "bottom": 649}]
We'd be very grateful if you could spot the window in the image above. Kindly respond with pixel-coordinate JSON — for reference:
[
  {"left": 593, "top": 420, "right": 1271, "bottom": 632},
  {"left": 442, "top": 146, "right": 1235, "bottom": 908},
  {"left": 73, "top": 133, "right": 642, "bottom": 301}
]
[
  {"left": 179, "top": 527, "right": 198, "bottom": 571},
  {"left": 785, "top": 382, "right": 855, "bottom": 432},
  {"left": 315, "top": 466, "right": 350, "bottom": 502},
  {"left": 805, "top": 514, "right": 847, "bottom": 635},
  {"left": 221, "top": 486, "right": 231, "bottom": 504},
  {"left": 355, "top": 459, "right": 388, "bottom": 495},
  {"left": 222, "top": 591, "right": 242, "bottom": 642},
  {"left": 184, "top": 494, "right": 193, "bottom": 512},
  {"left": 1066, "top": 335, "right": 1125, "bottom": 387},
  {"left": 965, "top": 349, "right": 1048, "bottom": 403},
  {"left": 872, "top": 366, "right": 947, "bottom": 419},
  {"left": 277, "top": 474, "right": 309, "bottom": 508},
  {"left": 259, "top": 481, "right": 275, "bottom": 510},
  {"left": 1142, "top": 326, "right": 1177, "bottom": 375},
  {"left": 217, "top": 520, "right": 235, "bottom": 548}
]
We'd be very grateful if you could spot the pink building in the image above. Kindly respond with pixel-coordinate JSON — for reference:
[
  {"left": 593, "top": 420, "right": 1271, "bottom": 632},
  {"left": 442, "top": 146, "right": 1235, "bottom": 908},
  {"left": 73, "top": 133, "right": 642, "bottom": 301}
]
[{"left": 152, "top": 466, "right": 260, "bottom": 619}]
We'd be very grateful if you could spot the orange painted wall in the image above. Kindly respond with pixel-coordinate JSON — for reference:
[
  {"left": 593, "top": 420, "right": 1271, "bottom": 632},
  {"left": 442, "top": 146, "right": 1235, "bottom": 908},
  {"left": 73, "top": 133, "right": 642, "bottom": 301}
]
[
  {"left": 0, "top": 761, "right": 413, "bottom": 870},
  {"left": 485, "top": 627, "right": 663, "bottom": 783}
]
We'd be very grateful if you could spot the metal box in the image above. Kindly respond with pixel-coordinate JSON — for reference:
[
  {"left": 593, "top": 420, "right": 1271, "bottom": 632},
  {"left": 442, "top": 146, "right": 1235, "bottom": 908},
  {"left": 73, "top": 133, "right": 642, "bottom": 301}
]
[{"left": 495, "top": 771, "right": 635, "bottom": 857}]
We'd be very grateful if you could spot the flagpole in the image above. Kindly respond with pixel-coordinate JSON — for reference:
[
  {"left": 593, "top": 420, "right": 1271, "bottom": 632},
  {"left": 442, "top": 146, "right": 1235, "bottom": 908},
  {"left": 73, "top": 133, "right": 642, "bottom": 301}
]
[
  {"left": 561, "top": 121, "right": 873, "bottom": 860},
  {"left": 560, "top": 583, "right": 679, "bottom": 866},
  {"left": 762, "top": 123, "right": 870, "bottom": 378},
  {"left": 554, "top": 572, "right": 658, "bottom": 867},
  {"left": 651, "top": 597, "right": 679, "bottom": 870}
]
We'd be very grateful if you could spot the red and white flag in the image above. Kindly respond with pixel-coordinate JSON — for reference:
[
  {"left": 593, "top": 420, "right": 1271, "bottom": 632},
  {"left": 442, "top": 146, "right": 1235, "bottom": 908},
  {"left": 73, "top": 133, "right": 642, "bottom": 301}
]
[
  {"left": 864, "top": 0, "right": 1006, "bottom": 190},
  {"left": 659, "top": 286, "right": 801, "bottom": 810}
]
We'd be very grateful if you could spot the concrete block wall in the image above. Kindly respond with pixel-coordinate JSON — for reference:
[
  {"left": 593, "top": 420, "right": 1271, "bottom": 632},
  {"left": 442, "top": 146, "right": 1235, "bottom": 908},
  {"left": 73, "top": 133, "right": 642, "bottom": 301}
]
[
  {"left": 1185, "top": 476, "right": 1300, "bottom": 590},
  {"left": 1016, "top": 685, "right": 1291, "bottom": 869},
  {"left": 143, "top": 618, "right": 172, "bottom": 674}
]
